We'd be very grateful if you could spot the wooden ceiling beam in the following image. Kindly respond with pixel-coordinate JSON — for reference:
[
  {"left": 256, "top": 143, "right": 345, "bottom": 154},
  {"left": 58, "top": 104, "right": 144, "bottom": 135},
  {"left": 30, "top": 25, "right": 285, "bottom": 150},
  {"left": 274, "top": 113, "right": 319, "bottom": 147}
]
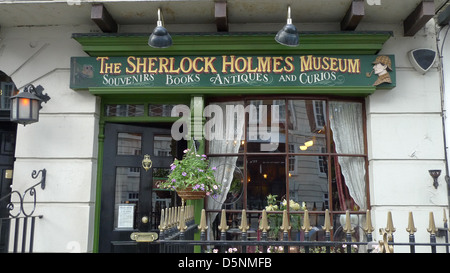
[
  {"left": 341, "top": 0, "right": 365, "bottom": 31},
  {"left": 403, "top": 0, "right": 435, "bottom": 36},
  {"left": 215, "top": 1, "right": 228, "bottom": 32},
  {"left": 91, "top": 3, "right": 118, "bottom": 33}
]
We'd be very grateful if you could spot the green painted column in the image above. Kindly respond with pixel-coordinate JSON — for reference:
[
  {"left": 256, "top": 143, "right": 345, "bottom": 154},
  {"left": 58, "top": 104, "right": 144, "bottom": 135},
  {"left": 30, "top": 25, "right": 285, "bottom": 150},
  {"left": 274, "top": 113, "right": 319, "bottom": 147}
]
[{"left": 187, "top": 95, "right": 205, "bottom": 253}]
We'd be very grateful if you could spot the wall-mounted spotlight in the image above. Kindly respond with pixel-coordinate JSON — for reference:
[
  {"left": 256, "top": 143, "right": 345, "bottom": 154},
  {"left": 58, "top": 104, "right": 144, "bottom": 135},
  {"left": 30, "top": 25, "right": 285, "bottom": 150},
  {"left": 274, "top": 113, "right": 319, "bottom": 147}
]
[
  {"left": 429, "top": 169, "right": 441, "bottom": 189},
  {"left": 275, "top": 6, "right": 299, "bottom": 47},
  {"left": 148, "top": 8, "right": 172, "bottom": 48},
  {"left": 10, "top": 84, "right": 50, "bottom": 126}
]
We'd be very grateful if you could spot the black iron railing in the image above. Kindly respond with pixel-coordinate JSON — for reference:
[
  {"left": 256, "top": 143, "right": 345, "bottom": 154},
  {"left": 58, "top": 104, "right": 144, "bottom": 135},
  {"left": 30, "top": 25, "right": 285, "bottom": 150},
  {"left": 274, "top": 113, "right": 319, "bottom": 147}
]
[
  {"left": 0, "top": 169, "right": 45, "bottom": 253},
  {"left": 154, "top": 206, "right": 450, "bottom": 254}
]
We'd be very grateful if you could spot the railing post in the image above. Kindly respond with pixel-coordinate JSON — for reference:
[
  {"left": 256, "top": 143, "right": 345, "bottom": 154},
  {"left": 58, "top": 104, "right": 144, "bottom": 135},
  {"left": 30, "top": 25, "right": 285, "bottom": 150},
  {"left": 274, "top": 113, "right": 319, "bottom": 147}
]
[
  {"left": 178, "top": 206, "right": 187, "bottom": 253},
  {"left": 323, "top": 209, "right": 332, "bottom": 253},
  {"left": 259, "top": 209, "right": 270, "bottom": 253},
  {"left": 427, "top": 212, "right": 437, "bottom": 253},
  {"left": 158, "top": 208, "right": 167, "bottom": 253},
  {"left": 239, "top": 209, "right": 249, "bottom": 253},
  {"left": 301, "top": 209, "right": 312, "bottom": 253},
  {"left": 342, "top": 210, "right": 354, "bottom": 253},
  {"left": 406, "top": 211, "right": 417, "bottom": 253},
  {"left": 198, "top": 209, "right": 208, "bottom": 253},
  {"left": 218, "top": 209, "right": 229, "bottom": 253},
  {"left": 363, "top": 210, "right": 374, "bottom": 242},
  {"left": 280, "top": 210, "right": 290, "bottom": 253}
]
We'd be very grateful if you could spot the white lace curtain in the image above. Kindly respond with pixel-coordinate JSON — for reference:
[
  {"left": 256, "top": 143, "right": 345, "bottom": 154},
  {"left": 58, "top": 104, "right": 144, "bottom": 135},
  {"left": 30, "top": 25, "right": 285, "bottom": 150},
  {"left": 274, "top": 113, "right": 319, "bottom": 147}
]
[
  {"left": 205, "top": 101, "right": 245, "bottom": 237},
  {"left": 329, "top": 101, "right": 367, "bottom": 210}
]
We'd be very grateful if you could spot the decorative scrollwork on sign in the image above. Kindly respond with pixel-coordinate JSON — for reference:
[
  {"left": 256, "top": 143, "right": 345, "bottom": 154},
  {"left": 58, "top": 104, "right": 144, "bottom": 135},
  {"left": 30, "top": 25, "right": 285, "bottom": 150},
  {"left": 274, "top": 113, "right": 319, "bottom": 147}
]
[{"left": 0, "top": 169, "right": 46, "bottom": 218}]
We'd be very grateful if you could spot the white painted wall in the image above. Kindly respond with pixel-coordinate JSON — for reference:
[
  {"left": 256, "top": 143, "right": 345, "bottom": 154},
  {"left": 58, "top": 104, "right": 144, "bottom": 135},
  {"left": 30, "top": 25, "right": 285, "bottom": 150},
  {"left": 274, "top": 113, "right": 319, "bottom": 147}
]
[
  {"left": 0, "top": 25, "right": 100, "bottom": 252},
  {"left": 366, "top": 20, "right": 449, "bottom": 252}
]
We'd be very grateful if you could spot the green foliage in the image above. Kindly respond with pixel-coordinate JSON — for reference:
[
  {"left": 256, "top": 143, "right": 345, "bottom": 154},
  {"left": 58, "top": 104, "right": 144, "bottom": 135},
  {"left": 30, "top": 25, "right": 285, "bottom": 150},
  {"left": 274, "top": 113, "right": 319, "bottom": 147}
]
[{"left": 158, "top": 143, "right": 221, "bottom": 198}]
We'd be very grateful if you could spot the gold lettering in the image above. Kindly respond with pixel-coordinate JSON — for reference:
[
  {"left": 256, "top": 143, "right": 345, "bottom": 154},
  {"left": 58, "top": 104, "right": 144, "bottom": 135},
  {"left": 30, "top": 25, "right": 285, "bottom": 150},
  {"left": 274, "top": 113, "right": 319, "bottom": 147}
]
[
  {"left": 257, "top": 57, "right": 272, "bottom": 73},
  {"left": 97, "top": 57, "right": 110, "bottom": 74},
  {"left": 126, "top": 56, "right": 136, "bottom": 74},
  {"left": 222, "top": 55, "right": 235, "bottom": 73},
  {"left": 300, "top": 55, "right": 313, "bottom": 72},
  {"left": 247, "top": 57, "right": 258, "bottom": 73},
  {"left": 284, "top": 56, "right": 294, "bottom": 73},
  {"left": 204, "top": 57, "right": 217, "bottom": 73},
  {"left": 272, "top": 57, "right": 284, "bottom": 73},
  {"left": 348, "top": 59, "right": 360, "bottom": 73}
]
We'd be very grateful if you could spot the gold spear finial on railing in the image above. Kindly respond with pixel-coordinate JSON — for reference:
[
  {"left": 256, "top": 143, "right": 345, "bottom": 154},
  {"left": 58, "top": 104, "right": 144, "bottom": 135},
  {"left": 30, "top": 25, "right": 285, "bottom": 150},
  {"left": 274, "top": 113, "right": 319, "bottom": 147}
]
[
  {"left": 218, "top": 209, "right": 229, "bottom": 233},
  {"left": 406, "top": 211, "right": 417, "bottom": 235},
  {"left": 343, "top": 210, "right": 354, "bottom": 234},
  {"left": 158, "top": 208, "right": 166, "bottom": 232},
  {"left": 385, "top": 211, "right": 396, "bottom": 235},
  {"left": 363, "top": 210, "right": 374, "bottom": 234},
  {"left": 427, "top": 211, "right": 437, "bottom": 235},
  {"left": 322, "top": 209, "right": 332, "bottom": 233},
  {"left": 198, "top": 209, "right": 208, "bottom": 232},
  {"left": 259, "top": 209, "right": 270, "bottom": 233},
  {"left": 280, "top": 210, "right": 291, "bottom": 233},
  {"left": 301, "top": 209, "right": 312, "bottom": 232},
  {"left": 239, "top": 209, "right": 249, "bottom": 232},
  {"left": 178, "top": 206, "right": 187, "bottom": 232}
]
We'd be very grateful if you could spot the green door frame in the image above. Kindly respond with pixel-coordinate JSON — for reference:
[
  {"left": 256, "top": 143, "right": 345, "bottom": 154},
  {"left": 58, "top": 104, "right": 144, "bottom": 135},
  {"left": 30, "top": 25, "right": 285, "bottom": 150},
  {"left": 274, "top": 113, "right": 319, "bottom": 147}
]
[{"left": 72, "top": 32, "right": 392, "bottom": 252}]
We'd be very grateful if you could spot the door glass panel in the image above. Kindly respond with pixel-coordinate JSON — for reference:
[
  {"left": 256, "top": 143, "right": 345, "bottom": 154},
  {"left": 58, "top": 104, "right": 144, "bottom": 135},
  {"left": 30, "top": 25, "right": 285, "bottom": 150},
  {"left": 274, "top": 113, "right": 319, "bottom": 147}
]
[
  {"left": 114, "top": 167, "right": 140, "bottom": 230},
  {"left": 117, "top": 133, "right": 142, "bottom": 155},
  {"left": 153, "top": 135, "right": 173, "bottom": 157}
]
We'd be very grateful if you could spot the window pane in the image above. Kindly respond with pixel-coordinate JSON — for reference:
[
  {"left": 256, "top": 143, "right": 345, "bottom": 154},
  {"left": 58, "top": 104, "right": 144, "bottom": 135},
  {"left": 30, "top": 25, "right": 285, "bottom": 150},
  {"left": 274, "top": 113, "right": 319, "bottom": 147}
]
[
  {"left": 117, "top": 133, "right": 142, "bottom": 155},
  {"left": 247, "top": 156, "right": 286, "bottom": 210},
  {"left": 208, "top": 156, "right": 244, "bottom": 209},
  {"left": 289, "top": 155, "right": 329, "bottom": 211},
  {"left": 329, "top": 101, "right": 364, "bottom": 155},
  {"left": 206, "top": 101, "right": 245, "bottom": 154},
  {"left": 114, "top": 167, "right": 140, "bottom": 230},
  {"left": 288, "top": 100, "right": 327, "bottom": 153},
  {"left": 247, "top": 100, "right": 286, "bottom": 153},
  {"left": 149, "top": 104, "right": 176, "bottom": 117},
  {"left": 331, "top": 156, "right": 366, "bottom": 211},
  {"left": 106, "top": 104, "right": 144, "bottom": 117},
  {"left": 0, "top": 82, "right": 14, "bottom": 110}
]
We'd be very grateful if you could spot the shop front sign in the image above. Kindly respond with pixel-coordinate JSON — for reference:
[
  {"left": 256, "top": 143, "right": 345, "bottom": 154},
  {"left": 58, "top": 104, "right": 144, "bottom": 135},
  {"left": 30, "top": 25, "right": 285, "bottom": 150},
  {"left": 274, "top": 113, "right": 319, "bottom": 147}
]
[{"left": 70, "top": 54, "right": 395, "bottom": 90}]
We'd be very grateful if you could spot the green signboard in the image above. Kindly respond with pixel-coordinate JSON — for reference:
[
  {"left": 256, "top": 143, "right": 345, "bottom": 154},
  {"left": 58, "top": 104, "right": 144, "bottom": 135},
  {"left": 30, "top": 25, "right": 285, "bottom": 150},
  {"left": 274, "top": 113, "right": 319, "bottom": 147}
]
[{"left": 70, "top": 55, "right": 395, "bottom": 90}]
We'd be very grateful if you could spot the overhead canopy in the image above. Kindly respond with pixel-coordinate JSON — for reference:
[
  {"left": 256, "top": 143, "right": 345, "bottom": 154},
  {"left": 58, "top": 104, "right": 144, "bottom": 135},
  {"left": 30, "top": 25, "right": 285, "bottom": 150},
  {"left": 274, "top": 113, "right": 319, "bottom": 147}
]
[{"left": 0, "top": 0, "right": 448, "bottom": 36}]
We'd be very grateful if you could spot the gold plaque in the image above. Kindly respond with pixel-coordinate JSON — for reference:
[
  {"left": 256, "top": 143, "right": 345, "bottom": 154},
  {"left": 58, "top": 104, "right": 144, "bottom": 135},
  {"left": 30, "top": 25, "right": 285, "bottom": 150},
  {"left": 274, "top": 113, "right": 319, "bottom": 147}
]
[
  {"left": 5, "top": 170, "right": 13, "bottom": 179},
  {"left": 130, "top": 232, "right": 158, "bottom": 242}
]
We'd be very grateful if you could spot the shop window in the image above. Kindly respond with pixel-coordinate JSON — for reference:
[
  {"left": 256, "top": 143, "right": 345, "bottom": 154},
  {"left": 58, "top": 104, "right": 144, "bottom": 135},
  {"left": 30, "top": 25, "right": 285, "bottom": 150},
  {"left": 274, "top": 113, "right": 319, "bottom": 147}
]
[{"left": 205, "top": 97, "right": 367, "bottom": 241}]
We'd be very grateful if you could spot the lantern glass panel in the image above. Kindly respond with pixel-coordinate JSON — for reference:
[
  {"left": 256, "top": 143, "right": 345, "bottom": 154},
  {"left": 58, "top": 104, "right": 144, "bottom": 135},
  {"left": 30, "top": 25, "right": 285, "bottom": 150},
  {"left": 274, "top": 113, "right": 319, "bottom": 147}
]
[
  {"left": 11, "top": 98, "right": 17, "bottom": 120},
  {"left": 18, "top": 98, "right": 31, "bottom": 119},
  {"left": 32, "top": 99, "right": 39, "bottom": 121}
]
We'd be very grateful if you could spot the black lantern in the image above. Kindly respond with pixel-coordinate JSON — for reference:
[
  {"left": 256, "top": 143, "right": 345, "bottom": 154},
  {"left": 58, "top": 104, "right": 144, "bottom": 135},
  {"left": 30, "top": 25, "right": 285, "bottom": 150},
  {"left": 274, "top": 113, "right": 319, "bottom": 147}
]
[
  {"left": 148, "top": 8, "right": 172, "bottom": 48},
  {"left": 10, "top": 84, "right": 50, "bottom": 126},
  {"left": 275, "top": 6, "right": 299, "bottom": 47}
]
